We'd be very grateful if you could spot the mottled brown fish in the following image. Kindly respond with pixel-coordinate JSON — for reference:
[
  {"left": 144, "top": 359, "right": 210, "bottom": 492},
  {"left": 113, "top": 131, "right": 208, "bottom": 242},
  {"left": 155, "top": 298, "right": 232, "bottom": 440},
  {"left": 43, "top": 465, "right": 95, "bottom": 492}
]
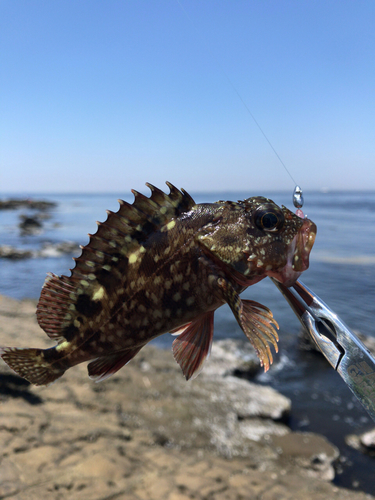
[{"left": 0, "top": 183, "right": 316, "bottom": 385}]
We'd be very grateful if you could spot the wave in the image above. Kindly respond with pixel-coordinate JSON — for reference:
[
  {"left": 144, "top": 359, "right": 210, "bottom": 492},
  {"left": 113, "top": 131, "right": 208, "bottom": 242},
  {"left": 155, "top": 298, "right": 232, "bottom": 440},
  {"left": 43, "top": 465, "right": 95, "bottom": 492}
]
[{"left": 313, "top": 252, "right": 375, "bottom": 265}]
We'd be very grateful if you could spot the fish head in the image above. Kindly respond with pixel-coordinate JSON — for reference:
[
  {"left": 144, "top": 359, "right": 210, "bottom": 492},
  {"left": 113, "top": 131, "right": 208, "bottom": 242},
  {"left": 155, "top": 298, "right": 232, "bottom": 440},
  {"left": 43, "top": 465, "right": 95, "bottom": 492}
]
[
  {"left": 241, "top": 197, "right": 316, "bottom": 287},
  {"left": 198, "top": 196, "right": 316, "bottom": 288}
]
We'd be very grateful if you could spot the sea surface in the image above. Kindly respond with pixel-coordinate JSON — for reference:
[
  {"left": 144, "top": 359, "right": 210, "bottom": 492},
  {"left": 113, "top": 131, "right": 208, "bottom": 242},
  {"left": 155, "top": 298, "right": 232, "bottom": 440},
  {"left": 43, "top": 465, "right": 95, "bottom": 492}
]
[{"left": 1, "top": 189, "right": 375, "bottom": 493}]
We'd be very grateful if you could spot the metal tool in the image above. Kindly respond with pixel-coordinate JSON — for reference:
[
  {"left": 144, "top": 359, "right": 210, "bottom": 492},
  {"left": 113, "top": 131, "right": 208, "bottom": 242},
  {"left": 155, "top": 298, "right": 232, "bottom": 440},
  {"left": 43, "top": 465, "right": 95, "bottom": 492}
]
[{"left": 272, "top": 278, "right": 375, "bottom": 422}]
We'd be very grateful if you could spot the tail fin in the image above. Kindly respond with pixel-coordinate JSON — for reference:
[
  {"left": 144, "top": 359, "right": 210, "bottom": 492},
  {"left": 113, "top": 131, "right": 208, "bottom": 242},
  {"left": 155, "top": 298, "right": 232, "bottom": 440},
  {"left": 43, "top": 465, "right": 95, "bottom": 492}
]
[{"left": 0, "top": 347, "right": 65, "bottom": 386}]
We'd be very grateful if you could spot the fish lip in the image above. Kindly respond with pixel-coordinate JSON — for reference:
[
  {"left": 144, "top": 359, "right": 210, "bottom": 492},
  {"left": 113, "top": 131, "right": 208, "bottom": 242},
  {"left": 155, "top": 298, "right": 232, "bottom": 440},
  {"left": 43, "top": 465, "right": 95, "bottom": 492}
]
[
  {"left": 292, "top": 219, "right": 317, "bottom": 273},
  {"left": 268, "top": 219, "right": 317, "bottom": 287}
]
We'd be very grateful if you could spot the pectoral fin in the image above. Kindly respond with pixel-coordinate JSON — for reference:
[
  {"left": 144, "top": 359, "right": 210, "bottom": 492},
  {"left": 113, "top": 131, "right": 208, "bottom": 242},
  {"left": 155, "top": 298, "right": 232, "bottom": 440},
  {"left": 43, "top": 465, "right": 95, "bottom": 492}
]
[
  {"left": 172, "top": 311, "right": 214, "bottom": 380},
  {"left": 217, "top": 278, "right": 279, "bottom": 371}
]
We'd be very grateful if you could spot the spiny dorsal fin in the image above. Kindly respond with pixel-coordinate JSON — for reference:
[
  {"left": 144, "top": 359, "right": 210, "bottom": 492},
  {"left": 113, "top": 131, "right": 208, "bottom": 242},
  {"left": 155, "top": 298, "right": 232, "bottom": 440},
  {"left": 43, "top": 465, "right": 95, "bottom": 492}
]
[
  {"left": 71, "top": 182, "right": 195, "bottom": 283},
  {"left": 36, "top": 183, "right": 195, "bottom": 343}
]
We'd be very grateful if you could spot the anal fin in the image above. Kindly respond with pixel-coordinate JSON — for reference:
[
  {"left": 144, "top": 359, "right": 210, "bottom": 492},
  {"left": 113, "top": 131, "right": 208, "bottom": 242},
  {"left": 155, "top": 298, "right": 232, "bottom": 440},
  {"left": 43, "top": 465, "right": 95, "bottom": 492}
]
[
  {"left": 88, "top": 347, "right": 142, "bottom": 382},
  {"left": 172, "top": 311, "right": 214, "bottom": 380}
]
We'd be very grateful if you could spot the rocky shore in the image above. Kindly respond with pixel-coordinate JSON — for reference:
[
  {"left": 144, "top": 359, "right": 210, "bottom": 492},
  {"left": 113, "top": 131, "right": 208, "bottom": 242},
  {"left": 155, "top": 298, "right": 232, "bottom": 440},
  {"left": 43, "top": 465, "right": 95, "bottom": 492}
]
[
  {"left": 0, "top": 199, "right": 56, "bottom": 211},
  {"left": 0, "top": 295, "right": 373, "bottom": 500},
  {"left": 0, "top": 242, "right": 80, "bottom": 260}
]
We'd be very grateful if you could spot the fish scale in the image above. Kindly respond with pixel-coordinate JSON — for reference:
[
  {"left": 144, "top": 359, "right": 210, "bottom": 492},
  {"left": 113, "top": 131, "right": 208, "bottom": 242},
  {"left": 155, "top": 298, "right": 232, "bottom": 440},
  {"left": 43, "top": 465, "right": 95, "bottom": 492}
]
[{"left": 0, "top": 182, "right": 317, "bottom": 385}]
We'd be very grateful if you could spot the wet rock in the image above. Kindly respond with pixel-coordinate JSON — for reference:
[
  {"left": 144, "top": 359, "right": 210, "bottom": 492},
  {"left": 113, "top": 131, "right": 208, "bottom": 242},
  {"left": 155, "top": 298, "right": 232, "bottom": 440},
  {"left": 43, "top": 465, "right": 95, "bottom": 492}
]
[
  {"left": 346, "top": 427, "right": 375, "bottom": 457},
  {"left": 0, "top": 198, "right": 56, "bottom": 210},
  {"left": 181, "top": 375, "right": 291, "bottom": 458},
  {"left": 0, "top": 294, "right": 373, "bottom": 500},
  {"left": 19, "top": 214, "right": 43, "bottom": 235},
  {"left": 360, "top": 428, "right": 375, "bottom": 449},
  {"left": 38, "top": 241, "right": 80, "bottom": 257},
  {"left": 270, "top": 432, "right": 339, "bottom": 481},
  {"left": 205, "top": 338, "right": 261, "bottom": 378},
  {"left": 0, "top": 241, "right": 80, "bottom": 259},
  {"left": 200, "top": 374, "right": 291, "bottom": 421},
  {"left": 144, "top": 339, "right": 293, "bottom": 456},
  {"left": 0, "top": 245, "right": 33, "bottom": 259}
]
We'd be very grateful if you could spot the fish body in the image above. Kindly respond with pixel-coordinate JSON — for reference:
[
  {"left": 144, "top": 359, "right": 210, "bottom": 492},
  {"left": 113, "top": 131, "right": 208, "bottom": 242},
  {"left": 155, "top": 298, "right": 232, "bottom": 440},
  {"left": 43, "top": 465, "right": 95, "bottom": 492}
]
[{"left": 0, "top": 183, "right": 316, "bottom": 385}]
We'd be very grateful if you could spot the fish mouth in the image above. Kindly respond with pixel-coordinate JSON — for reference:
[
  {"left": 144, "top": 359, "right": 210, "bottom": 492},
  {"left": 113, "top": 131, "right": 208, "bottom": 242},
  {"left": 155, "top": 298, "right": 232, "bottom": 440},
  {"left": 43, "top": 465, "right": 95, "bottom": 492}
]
[{"left": 269, "top": 218, "right": 317, "bottom": 287}]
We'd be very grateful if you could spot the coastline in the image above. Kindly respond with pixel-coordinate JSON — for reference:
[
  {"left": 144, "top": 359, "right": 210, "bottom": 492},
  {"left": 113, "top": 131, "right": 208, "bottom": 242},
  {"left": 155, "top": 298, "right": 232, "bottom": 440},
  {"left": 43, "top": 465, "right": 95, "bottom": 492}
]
[{"left": 0, "top": 294, "right": 373, "bottom": 500}]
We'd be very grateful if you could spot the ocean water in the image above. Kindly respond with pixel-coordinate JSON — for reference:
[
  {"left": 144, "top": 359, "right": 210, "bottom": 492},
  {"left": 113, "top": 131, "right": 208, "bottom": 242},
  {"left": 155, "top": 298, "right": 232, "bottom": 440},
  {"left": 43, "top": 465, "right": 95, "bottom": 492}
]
[{"left": 1, "top": 189, "right": 375, "bottom": 493}]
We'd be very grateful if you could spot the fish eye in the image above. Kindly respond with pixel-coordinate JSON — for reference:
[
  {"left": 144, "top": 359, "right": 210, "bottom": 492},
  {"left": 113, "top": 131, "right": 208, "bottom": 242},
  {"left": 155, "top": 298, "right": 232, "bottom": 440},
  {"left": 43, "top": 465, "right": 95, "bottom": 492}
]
[{"left": 254, "top": 208, "right": 284, "bottom": 232}]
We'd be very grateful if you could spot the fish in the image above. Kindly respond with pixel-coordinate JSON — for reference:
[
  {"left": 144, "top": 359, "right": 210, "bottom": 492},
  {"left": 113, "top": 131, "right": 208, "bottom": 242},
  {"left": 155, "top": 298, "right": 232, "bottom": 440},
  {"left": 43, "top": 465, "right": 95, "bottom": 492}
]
[{"left": 0, "top": 183, "right": 316, "bottom": 385}]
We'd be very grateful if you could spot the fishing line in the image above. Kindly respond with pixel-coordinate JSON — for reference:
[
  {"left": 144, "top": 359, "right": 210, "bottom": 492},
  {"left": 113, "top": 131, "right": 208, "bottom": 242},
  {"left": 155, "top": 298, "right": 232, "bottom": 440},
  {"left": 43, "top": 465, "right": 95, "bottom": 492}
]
[{"left": 176, "top": 1, "right": 304, "bottom": 211}]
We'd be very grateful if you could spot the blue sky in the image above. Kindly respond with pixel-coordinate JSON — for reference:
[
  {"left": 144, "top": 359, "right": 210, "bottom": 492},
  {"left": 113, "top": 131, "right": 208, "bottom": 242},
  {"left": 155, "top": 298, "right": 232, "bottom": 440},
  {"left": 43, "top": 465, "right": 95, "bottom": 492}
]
[{"left": 1, "top": 1, "right": 375, "bottom": 193}]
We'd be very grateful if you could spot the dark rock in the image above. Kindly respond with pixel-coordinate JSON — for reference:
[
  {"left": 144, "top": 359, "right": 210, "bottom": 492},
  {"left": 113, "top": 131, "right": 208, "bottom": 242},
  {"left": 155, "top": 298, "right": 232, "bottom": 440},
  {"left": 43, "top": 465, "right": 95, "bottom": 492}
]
[
  {"left": 19, "top": 215, "right": 43, "bottom": 236},
  {"left": 0, "top": 241, "right": 80, "bottom": 259},
  {"left": 205, "top": 338, "right": 261, "bottom": 378},
  {"left": 0, "top": 245, "right": 33, "bottom": 259},
  {"left": 0, "top": 199, "right": 56, "bottom": 210}
]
